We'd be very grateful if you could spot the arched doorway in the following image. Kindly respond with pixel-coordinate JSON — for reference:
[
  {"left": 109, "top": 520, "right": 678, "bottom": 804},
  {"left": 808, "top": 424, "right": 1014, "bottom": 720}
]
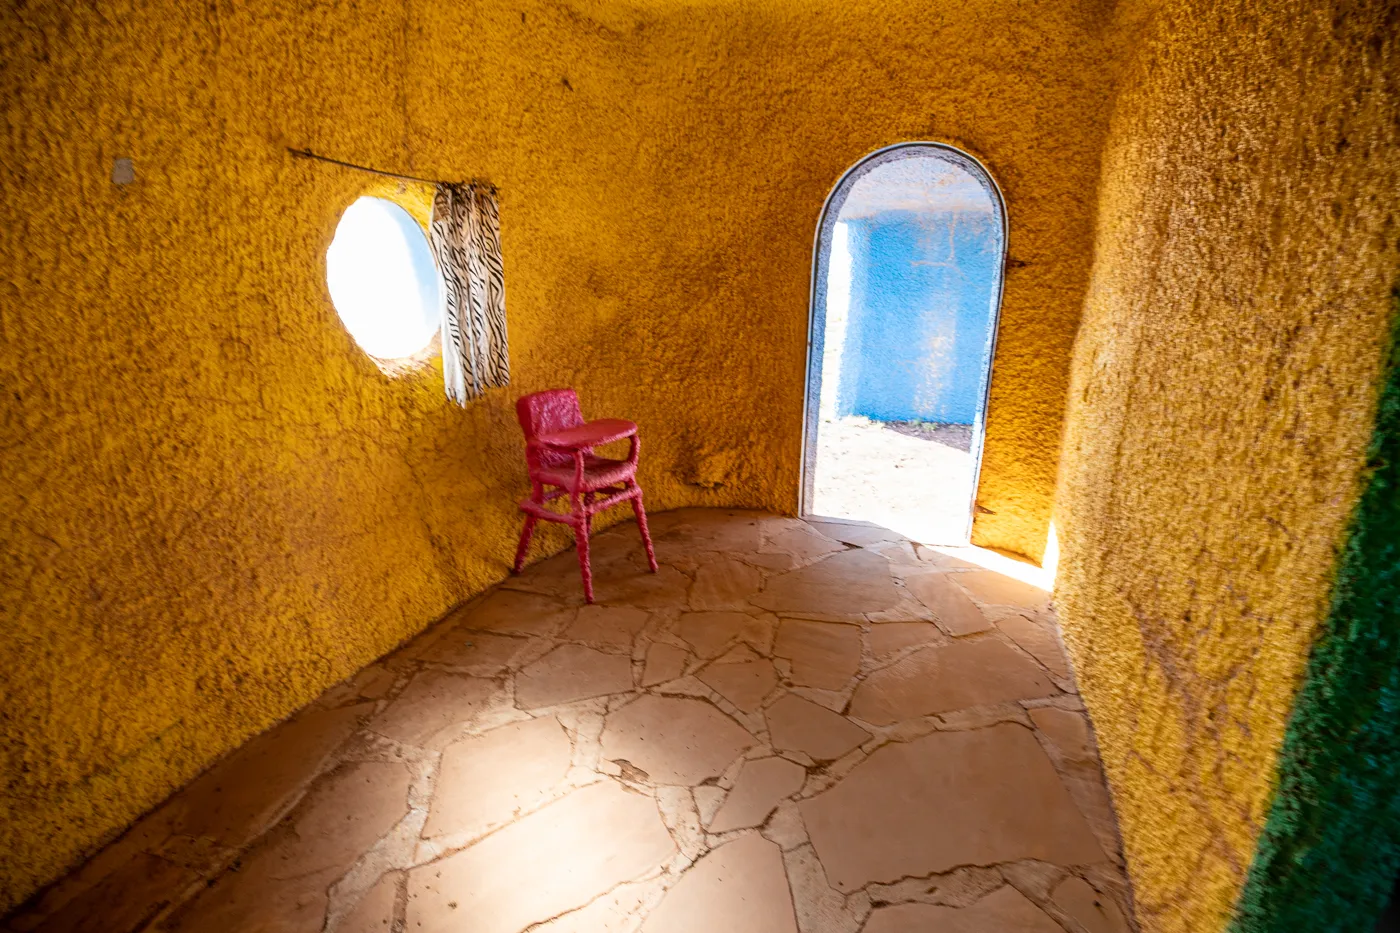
[{"left": 801, "top": 143, "right": 1008, "bottom": 544}]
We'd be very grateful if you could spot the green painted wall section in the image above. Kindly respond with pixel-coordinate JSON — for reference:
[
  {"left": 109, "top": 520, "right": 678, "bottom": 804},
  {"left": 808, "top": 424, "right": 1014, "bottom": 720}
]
[{"left": 1230, "top": 290, "right": 1400, "bottom": 932}]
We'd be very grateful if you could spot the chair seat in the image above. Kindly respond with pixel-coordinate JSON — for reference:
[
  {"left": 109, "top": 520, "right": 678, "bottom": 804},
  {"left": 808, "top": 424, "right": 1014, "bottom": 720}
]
[
  {"left": 514, "top": 388, "right": 658, "bottom": 604},
  {"left": 533, "top": 453, "right": 637, "bottom": 492}
]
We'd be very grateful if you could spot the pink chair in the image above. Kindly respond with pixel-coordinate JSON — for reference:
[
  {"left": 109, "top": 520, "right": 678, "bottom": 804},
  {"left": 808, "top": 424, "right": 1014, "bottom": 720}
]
[{"left": 512, "top": 389, "right": 658, "bottom": 602}]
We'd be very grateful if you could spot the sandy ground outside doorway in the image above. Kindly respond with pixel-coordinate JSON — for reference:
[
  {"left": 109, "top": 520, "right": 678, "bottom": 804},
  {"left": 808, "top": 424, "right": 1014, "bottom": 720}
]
[{"left": 811, "top": 415, "right": 976, "bottom": 545}]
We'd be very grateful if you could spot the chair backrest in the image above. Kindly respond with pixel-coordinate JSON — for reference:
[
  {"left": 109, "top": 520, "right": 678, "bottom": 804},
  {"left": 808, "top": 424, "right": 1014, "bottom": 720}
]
[{"left": 516, "top": 388, "right": 585, "bottom": 472}]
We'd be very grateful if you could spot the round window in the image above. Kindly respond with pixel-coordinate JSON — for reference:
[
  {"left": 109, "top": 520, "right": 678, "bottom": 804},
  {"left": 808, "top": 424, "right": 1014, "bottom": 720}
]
[{"left": 326, "top": 196, "right": 441, "bottom": 360}]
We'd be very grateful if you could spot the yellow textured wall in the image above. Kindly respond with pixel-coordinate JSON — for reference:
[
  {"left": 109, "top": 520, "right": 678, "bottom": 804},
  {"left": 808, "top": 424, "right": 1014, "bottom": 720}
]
[
  {"left": 0, "top": 0, "right": 1113, "bottom": 909},
  {"left": 621, "top": 0, "right": 1116, "bottom": 563},
  {"left": 1053, "top": 0, "right": 1400, "bottom": 930}
]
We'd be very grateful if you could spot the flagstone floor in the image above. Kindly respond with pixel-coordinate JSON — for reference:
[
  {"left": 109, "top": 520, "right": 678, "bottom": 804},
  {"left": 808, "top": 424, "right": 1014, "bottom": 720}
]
[{"left": 7, "top": 509, "right": 1136, "bottom": 933}]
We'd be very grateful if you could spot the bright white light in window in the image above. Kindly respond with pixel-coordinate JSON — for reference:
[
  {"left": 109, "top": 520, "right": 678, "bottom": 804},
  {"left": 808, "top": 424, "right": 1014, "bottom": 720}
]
[{"left": 326, "top": 197, "right": 440, "bottom": 360}]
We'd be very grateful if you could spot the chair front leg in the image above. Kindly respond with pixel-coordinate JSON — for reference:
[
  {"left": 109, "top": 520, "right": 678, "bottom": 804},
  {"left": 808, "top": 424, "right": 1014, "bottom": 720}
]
[
  {"left": 514, "top": 479, "right": 546, "bottom": 574},
  {"left": 513, "top": 515, "right": 538, "bottom": 574},
  {"left": 631, "top": 484, "right": 658, "bottom": 574},
  {"left": 570, "top": 449, "right": 594, "bottom": 602},
  {"left": 575, "top": 518, "right": 594, "bottom": 603}
]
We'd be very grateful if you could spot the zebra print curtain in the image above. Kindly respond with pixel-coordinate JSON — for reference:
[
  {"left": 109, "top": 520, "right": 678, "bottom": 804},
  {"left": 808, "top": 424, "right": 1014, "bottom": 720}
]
[{"left": 430, "top": 183, "right": 510, "bottom": 404}]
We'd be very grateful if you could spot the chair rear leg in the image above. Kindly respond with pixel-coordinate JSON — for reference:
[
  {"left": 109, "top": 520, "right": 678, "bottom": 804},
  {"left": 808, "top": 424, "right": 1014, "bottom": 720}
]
[
  {"left": 631, "top": 487, "right": 658, "bottom": 573},
  {"left": 574, "top": 519, "right": 595, "bottom": 603},
  {"left": 513, "top": 515, "right": 538, "bottom": 575}
]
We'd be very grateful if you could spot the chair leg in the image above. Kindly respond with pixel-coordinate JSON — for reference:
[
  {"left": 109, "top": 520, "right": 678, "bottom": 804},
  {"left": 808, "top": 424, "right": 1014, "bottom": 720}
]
[
  {"left": 574, "top": 519, "right": 594, "bottom": 603},
  {"left": 513, "top": 514, "right": 538, "bottom": 575},
  {"left": 631, "top": 487, "right": 658, "bottom": 573}
]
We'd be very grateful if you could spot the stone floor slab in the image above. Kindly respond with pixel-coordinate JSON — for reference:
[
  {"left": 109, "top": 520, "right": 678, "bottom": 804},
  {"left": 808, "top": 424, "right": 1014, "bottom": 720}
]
[
  {"left": 1000, "top": 613, "right": 1072, "bottom": 679},
  {"left": 407, "top": 781, "right": 674, "bottom": 933},
  {"left": 641, "top": 642, "right": 690, "bottom": 686},
  {"left": 1053, "top": 875, "right": 1132, "bottom": 933},
  {"left": 531, "top": 881, "right": 656, "bottom": 932},
  {"left": 766, "top": 694, "right": 871, "bottom": 762},
  {"left": 1052, "top": 760, "right": 1126, "bottom": 864},
  {"left": 783, "top": 843, "right": 866, "bottom": 933},
  {"left": 955, "top": 570, "right": 1051, "bottom": 609},
  {"left": 655, "top": 510, "right": 764, "bottom": 555},
  {"left": 803, "top": 521, "right": 901, "bottom": 549},
  {"left": 1030, "top": 707, "right": 1095, "bottom": 762},
  {"left": 849, "top": 639, "right": 1057, "bottom": 725},
  {"left": 13, "top": 509, "right": 1137, "bottom": 933},
  {"left": 867, "top": 622, "right": 940, "bottom": 659},
  {"left": 862, "top": 886, "right": 1062, "bottom": 933},
  {"left": 774, "top": 619, "right": 862, "bottom": 690},
  {"left": 588, "top": 524, "right": 656, "bottom": 567},
  {"left": 689, "top": 557, "right": 764, "bottom": 610},
  {"left": 640, "top": 834, "right": 798, "bottom": 933},
  {"left": 595, "top": 564, "right": 692, "bottom": 609},
  {"left": 696, "top": 658, "right": 778, "bottom": 713},
  {"left": 424, "top": 716, "right": 572, "bottom": 838},
  {"left": 27, "top": 853, "right": 194, "bottom": 933},
  {"left": 801, "top": 725, "right": 1103, "bottom": 891},
  {"left": 714, "top": 643, "right": 761, "bottom": 664},
  {"left": 752, "top": 549, "right": 899, "bottom": 617},
  {"left": 161, "top": 701, "right": 369, "bottom": 847},
  {"left": 503, "top": 547, "right": 593, "bottom": 598},
  {"left": 515, "top": 645, "right": 633, "bottom": 709},
  {"left": 421, "top": 630, "right": 534, "bottom": 675},
  {"left": 339, "top": 871, "right": 399, "bottom": 933},
  {"left": 903, "top": 571, "right": 991, "bottom": 635},
  {"left": 678, "top": 611, "right": 762, "bottom": 658},
  {"left": 566, "top": 605, "right": 652, "bottom": 647},
  {"left": 865, "top": 865, "right": 1003, "bottom": 909},
  {"left": 348, "top": 665, "right": 398, "bottom": 700},
  {"left": 166, "top": 762, "right": 411, "bottom": 933},
  {"left": 455, "top": 589, "right": 575, "bottom": 636},
  {"left": 601, "top": 695, "right": 756, "bottom": 785},
  {"left": 913, "top": 545, "right": 983, "bottom": 569},
  {"left": 368, "top": 672, "right": 498, "bottom": 746},
  {"left": 762, "top": 524, "right": 846, "bottom": 565},
  {"left": 708, "top": 757, "right": 807, "bottom": 832}
]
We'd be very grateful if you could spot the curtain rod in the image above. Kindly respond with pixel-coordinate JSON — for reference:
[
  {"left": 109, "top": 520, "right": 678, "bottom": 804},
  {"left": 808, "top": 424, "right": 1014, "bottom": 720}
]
[{"left": 287, "top": 147, "right": 496, "bottom": 190}]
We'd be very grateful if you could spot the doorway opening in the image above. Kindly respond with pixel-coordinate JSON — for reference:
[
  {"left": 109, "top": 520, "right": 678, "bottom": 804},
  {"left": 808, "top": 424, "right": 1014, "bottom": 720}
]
[{"left": 802, "top": 143, "right": 1007, "bottom": 544}]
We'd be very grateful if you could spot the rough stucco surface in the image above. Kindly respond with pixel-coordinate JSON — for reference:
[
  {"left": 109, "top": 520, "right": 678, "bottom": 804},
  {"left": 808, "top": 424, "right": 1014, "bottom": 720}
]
[
  {"left": 626, "top": 0, "right": 1115, "bottom": 562},
  {"left": 1230, "top": 293, "right": 1400, "bottom": 933},
  {"left": 1052, "top": 1, "right": 1400, "bottom": 931},
  {"left": 0, "top": 0, "right": 1113, "bottom": 910}
]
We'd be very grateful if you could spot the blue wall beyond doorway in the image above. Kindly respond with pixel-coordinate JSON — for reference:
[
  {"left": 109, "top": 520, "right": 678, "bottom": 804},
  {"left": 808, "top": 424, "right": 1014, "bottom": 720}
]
[{"left": 835, "top": 209, "right": 1001, "bottom": 425}]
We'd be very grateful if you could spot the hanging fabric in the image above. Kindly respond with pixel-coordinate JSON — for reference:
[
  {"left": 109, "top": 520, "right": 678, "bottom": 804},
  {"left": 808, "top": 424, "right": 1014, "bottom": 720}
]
[{"left": 430, "top": 183, "right": 511, "bottom": 404}]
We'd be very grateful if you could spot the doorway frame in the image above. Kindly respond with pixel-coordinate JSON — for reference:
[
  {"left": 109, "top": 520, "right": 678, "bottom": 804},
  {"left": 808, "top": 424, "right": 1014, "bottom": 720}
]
[{"left": 799, "top": 141, "right": 1010, "bottom": 543}]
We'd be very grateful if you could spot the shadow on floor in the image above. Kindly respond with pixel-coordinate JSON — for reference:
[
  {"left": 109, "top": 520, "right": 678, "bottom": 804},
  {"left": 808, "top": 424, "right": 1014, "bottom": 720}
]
[{"left": 881, "top": 420, "right": 974, "bottom": 453}]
